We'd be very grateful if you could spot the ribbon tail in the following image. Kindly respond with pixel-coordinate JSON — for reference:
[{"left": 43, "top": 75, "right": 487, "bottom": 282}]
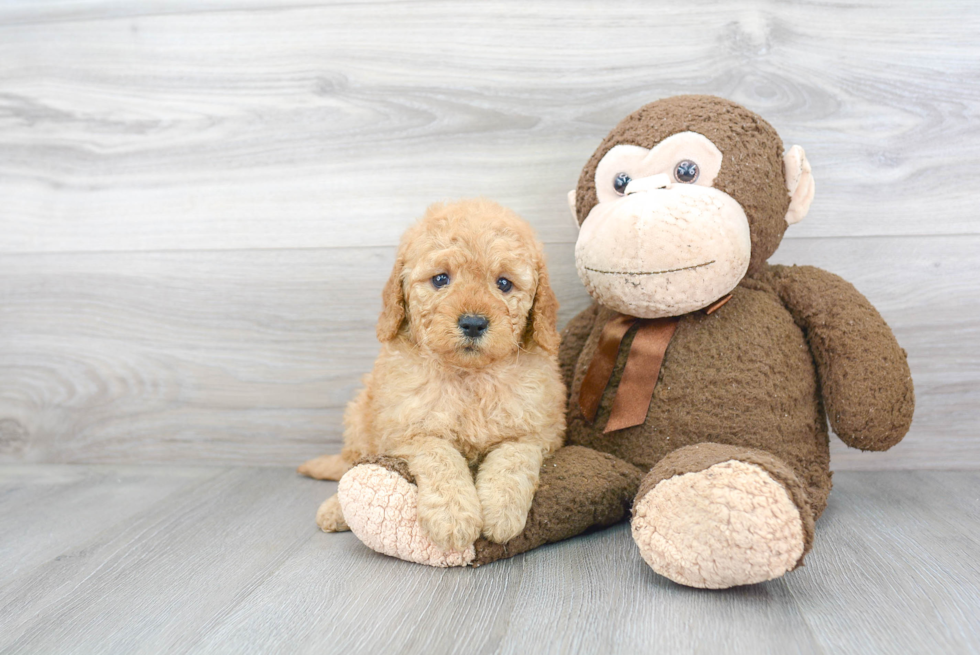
[
  {"left": 577, "top": 314, "right": 636, "bottom": 422},
  {"left": 603, "top": 317, "right": 678, "bottom": 433}
]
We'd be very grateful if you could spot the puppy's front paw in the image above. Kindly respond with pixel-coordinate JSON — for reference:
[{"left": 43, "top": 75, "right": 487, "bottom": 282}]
[
  {"left": 417, "top": 485, "right": 483, "bottom": 551},
  {"left": 479, "top": 487, "right": 530, "bottom": 544},
  {"left": 316, "top": 494, "right": 349, "bottom": 532}
]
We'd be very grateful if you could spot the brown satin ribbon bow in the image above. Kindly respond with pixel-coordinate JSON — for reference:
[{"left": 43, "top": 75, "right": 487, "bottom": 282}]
[{"left": 577, "top": 295, "right": 731, "bottom": 433}]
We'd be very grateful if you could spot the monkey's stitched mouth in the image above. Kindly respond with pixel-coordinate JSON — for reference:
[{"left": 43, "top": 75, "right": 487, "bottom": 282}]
[{"left": 584, "top": 261, "right": 715, "bottom": 276}]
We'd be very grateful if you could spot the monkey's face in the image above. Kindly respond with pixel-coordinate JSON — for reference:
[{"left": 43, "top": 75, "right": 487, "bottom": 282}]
[{"left": 574, "top": 131, "right": 752, "bottom": 318}]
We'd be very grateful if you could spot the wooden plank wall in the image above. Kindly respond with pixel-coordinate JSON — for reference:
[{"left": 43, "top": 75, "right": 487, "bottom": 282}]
[{"left": 1, "top": 0, "right": 977, "bottom": 468}]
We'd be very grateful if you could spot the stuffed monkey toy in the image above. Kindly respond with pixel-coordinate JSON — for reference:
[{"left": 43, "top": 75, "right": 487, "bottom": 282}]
[{"left": 333, "top": 95, "right": 915, "bottom": 588}]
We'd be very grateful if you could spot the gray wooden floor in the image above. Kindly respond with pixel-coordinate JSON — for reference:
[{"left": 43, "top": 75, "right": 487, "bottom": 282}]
[{"left": 1, "top": 467, "right": 977, "bottom": 654}]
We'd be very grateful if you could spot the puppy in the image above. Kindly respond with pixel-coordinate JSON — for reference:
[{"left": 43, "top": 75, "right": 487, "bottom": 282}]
[{"left": 300, "top": 199, "right": 566, "bottom": 551}]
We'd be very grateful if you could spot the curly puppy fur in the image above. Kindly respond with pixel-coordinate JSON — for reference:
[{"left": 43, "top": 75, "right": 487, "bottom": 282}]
[{"left": 304, "top": 199, "right": 566, "bottom": 551}]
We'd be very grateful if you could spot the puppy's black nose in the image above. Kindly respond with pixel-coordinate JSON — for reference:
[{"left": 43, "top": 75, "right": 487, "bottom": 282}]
[{"left": 458, "top": 314, "right": 489, "bottom": 339}]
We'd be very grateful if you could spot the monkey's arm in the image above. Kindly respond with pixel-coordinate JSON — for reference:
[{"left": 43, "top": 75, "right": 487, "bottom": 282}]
[{"left": 768, "top": 264, "right": 914, "bottom": 451}]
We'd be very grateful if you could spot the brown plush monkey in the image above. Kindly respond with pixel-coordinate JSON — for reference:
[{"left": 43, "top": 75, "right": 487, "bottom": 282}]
[{"left": 334, "top": 95, "right": 915, "bottom": 588}]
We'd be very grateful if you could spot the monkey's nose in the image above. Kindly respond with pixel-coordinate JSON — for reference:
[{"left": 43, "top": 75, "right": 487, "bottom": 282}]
[
  {"left": 625, "top": 173, "right": 672, "bottom": 195},
  {"left": 458, "top": 314, "right": 489, "bottom": 339}
]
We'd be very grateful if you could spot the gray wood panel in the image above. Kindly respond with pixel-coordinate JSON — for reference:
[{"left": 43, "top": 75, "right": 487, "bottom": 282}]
[
  {"left": 0, "top": 0, "right": 978, "bottom": 467},
  {"left": 1, "top": 236, "right": 976, "bottom": 468},
  {"left": 0, "top": 467, "right": 977, "bottom": 654},
  {"left": 0, "top": 0, "right": 978, "bottom": 254}
]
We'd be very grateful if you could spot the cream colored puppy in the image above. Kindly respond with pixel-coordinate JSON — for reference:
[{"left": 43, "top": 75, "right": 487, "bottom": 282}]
[{"left": 300, "top": 199, "right": 565, "bottom": 551}]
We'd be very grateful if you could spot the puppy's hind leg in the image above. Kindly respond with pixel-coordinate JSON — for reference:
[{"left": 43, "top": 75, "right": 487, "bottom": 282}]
[
  {"left": 316, "top": 493, "right": 350, "bottom": 532},
  {"left": 298, "top": 454, "right": 351, "bottom": 481}
]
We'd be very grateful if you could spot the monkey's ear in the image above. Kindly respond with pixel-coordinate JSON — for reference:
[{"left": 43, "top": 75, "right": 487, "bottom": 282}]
[
  {"left": 567, "top": 190, "right": 580, "bottom": 231},
  {"left": 376, "top": 255, "right": 407, "bottom": 342},
  {"left": 783, "top": 145, "right": 815, "bottom": 226},
  {"left": 524, "top": 256, "right": 561, "bottom": 355}
]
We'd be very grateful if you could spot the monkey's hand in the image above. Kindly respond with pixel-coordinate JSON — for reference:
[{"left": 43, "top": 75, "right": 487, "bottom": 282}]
[{"left": 768, "top": 264, "right": 914, "bottom": 451}]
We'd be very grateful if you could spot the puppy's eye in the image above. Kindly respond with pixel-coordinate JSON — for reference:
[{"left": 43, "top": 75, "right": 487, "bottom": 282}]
[
  {"left": 496, "top": 277, "right": 513, "bottom": 293},
  {"left": 432, "top": 273, "right": 450, "bottom": 289},
  {"left": 613, "top": 172, "right": 632, "bottom": 195},
  {"left": 674, "top": 160, "right": 699, "bottom": 183}
]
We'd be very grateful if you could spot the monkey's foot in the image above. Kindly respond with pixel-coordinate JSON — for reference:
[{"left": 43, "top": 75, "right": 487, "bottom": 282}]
[
  {"left": 337, "top": 457, "right": 475, "bottom": 567},
  {"left": 632, "top": 459, "right": 806, "bottom": 589}
]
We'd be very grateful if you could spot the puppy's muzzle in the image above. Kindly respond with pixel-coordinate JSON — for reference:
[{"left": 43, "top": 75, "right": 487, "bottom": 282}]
[{"left": 458, "top": 314, "right": 489, "bottom": 340}]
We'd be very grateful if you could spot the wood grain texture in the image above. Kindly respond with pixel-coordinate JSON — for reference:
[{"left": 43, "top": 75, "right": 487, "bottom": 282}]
[
  {"left": 787, "top": 472, "right": 980, "bottom": 653},
  {"left": 0, "top": 0, "right": 977, "bottom": 467},
  {"left": 0, "top": 467, "right": 977, "bottom": 654},
  {"left": 0, "top": 465, "right": 222, "bottom": 585},
  {"left": 0, "top": 468, "right": 330, "bottom": 654},
  {"left": 1, "top": 235, "right": 977, "bottom": 468},
  {"left": 0, "top": 0, "right": 979, "bottom": 253}
]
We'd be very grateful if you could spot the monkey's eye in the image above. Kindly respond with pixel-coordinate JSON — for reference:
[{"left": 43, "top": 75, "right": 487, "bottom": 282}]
[
  {"left": 613, "top": 172, "right": 632, "bottom": 195},
  {"left": 432, "top": 273, "right": 450, "bottom": 289},
  {"left": 496, "top": 277, "right": 513, "bottom": 293},
  {"left": 674, "top": 160, "right": 699, "bottom": 183}
]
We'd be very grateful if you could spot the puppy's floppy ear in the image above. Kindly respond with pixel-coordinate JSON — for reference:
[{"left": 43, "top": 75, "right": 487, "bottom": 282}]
[
  {"left": 376, "top": 255, "right": 407, "bottom": 342},
  {"left": 523, "top": 256, "right": 561, "bottom": 355}
]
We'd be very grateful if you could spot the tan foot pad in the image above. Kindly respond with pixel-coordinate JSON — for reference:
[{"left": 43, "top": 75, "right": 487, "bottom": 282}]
[
  {"left": 632, "top": 460, "right": 805, "bottom": 589},
  {"left": 338, "top": 464, "right": 475, "bottom": 567}
]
